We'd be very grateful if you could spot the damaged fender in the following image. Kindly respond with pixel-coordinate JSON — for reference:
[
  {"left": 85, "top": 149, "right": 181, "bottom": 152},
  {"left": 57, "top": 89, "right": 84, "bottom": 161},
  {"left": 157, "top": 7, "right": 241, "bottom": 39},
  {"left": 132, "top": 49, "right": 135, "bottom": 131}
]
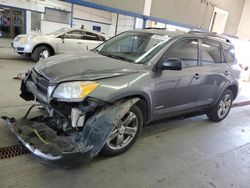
[
  {"left": 81, "top": 97, "right": 139, "bottom": 157},
  {"left": 1, "top": 98, "right": 139, "bottom": 166}
]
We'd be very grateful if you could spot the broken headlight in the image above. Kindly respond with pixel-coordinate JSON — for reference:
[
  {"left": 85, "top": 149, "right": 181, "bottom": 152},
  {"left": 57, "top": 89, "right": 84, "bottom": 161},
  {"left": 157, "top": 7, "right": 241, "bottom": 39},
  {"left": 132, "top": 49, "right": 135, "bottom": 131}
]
[{"left": 52, "top": 81, "right": 99, "bottom": 100}]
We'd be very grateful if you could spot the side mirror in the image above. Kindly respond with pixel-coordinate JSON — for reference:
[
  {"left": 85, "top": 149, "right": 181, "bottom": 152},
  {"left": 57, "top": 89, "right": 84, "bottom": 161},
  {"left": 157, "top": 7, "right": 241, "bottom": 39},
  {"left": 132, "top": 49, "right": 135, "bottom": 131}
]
[{"left": 161, "top": 58, "right": 183, "bottom": 70}]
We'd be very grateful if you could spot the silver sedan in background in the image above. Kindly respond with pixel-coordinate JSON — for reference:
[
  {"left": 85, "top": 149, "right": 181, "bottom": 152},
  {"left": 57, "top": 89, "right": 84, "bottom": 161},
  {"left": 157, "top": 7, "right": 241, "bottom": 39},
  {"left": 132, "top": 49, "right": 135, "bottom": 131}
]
[{"left": 12, "top": 28, "right": 108, "bottom": 62}]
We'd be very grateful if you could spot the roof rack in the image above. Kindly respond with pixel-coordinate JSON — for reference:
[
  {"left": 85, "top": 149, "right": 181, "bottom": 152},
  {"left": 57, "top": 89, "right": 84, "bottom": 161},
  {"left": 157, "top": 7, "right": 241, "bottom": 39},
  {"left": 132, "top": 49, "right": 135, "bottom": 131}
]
[{"left": 188, "top": 30, "right": 231, "bottom": 43}]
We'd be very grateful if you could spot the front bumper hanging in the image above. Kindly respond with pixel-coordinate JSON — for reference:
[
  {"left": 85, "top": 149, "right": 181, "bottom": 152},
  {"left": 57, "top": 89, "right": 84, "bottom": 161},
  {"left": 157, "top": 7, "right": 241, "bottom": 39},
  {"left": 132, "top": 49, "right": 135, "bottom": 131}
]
[
  {"left": 1, "top": 98, "right": 139, "bottom": 166},
  {"left": 2, "top": 116, "right": 93, "bottom": 166}
]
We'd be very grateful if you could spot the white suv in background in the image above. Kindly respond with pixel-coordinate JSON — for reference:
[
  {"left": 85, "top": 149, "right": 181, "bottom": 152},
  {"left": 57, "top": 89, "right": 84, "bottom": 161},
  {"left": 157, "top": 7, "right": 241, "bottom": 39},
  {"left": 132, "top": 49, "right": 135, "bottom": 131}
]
[{"left": 12, "top": 28, "right": 108, "bottom": 62}]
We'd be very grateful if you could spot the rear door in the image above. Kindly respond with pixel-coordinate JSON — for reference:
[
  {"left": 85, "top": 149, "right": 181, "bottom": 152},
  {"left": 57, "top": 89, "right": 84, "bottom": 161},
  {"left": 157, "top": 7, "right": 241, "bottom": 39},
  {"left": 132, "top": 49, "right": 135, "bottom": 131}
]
[
  {"left": 196, "top": 39, "right": 229, "bottom": 106},
  {"left": 153, "top": 38, "right": 201, "bottom": 117}
]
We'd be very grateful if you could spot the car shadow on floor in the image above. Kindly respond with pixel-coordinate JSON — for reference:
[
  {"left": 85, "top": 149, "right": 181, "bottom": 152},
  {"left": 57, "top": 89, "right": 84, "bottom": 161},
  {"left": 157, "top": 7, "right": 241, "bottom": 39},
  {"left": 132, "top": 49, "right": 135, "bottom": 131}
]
[{"left": 92, "top": 113, "right": 211, "bottom": 164}]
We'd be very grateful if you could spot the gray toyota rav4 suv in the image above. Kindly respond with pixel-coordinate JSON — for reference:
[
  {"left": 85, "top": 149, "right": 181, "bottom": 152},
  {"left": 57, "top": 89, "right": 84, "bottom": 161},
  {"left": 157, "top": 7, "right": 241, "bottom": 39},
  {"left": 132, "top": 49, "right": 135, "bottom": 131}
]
[{"left": 2, "top": 29, "right": 240, "bottom": 166}]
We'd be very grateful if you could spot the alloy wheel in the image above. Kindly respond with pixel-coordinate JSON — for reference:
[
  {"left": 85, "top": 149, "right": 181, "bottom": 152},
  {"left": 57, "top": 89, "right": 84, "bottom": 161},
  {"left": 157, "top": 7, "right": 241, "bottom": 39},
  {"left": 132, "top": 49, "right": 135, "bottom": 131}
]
[
  {"left": 106, "top": 111, "right": 138, "bottom": 150},
  {"left": 39, "top": 50, "right": 49, "bottom": 60},
  {"left": 218, "top": 94, "right": 232, "bottom": 119}
]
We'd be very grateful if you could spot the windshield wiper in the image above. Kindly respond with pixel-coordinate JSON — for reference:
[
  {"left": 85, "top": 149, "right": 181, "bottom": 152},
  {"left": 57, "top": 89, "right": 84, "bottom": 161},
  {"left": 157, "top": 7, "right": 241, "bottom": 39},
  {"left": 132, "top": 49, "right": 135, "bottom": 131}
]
[{"left": 98, "top": 51, "right": 132, "bottom": 62}]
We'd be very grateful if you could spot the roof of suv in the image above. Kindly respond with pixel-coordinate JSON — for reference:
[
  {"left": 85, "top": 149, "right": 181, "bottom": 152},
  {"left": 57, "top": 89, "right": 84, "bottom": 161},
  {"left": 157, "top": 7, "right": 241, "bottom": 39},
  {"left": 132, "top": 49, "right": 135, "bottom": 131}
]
[{"left": 137, "top": 28, "right": 231, "bottom": 45}]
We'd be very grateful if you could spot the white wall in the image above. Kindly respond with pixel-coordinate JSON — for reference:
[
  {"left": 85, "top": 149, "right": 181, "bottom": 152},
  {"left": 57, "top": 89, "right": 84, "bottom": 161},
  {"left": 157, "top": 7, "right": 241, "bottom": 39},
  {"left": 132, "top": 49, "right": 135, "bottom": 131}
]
[
  {"left": 73, "top": 4, "right": 111, "bottom": 24},
  {"left": 41, "top": 21, "right": 70, "bottom": 34},
  {"left": 72, "top": 5, "right": 135, "bottom": 36},
  {"left": 109, "top": 13, "right": 117, "bottom": 36},
  {"left": 116, "top": 14, "right": 134, "bottom": 34},
  {"left": 73, "top": 18, "right": 110, "bottom": 35},
  {"left": 237, "top": 0, "right": 250, "bottom": 40},
  {"left": 72, "top": 4, "right": 112, "bottom": 35},
  {"left": 83, "top": 0, "right": 145, "bottom": 14},
  {"left": 150, "top": 0, "right": 246, "bottom": 35}
]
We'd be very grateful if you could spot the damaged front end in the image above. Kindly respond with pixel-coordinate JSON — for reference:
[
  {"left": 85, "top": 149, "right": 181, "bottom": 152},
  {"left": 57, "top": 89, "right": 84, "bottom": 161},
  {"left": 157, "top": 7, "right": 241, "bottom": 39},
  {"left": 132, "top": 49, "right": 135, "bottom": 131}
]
[
  {"left": 2, "top": 98, "right": 139, "bottom": 166},
  {"left": 2, "top": 70, "right": 139, "bottom": 166}
]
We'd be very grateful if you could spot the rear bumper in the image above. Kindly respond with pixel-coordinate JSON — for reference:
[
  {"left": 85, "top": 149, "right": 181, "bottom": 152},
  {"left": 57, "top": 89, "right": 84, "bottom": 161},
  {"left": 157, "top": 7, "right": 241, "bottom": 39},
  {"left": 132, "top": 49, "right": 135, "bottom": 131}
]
[{"left": 2, "top": 117, "right": 93, "bottom": 167}]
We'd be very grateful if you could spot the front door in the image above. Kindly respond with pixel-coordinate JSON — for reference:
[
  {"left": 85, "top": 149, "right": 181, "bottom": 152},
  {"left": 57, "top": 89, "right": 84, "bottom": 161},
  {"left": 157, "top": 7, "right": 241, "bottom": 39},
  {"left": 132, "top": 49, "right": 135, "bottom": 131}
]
[{"left": 153, "top": 38, "right": 201, "bottom": 118}]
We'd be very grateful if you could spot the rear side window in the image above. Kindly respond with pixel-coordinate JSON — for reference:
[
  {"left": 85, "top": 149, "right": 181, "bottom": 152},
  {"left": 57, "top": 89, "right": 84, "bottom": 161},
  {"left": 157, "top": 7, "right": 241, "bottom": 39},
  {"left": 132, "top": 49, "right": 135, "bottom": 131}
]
[
  {"left": 165, "top": 39, "right": 198, "bottom": 68},
  {"left": 201, "top": 40, "right": 222, "bottom": 65},
  {"left": 99, "top": 35, "right": 106, "bottom": 41},
  {"left": 83, "top": 32, "right": 101, "bottom": 41},
  {"left": 65, "top": 31, "right": 83, "bottom": 40},
  {"left": 223, "top": 45, "right": 235, "bottom": 64}
]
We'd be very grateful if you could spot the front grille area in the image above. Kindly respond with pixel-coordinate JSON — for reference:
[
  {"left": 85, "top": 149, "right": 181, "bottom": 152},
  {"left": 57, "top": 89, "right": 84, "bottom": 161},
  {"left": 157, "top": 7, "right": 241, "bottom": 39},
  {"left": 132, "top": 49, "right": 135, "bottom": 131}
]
[{"left": 30, "top": 70, "right": 49, "bottom": 96}]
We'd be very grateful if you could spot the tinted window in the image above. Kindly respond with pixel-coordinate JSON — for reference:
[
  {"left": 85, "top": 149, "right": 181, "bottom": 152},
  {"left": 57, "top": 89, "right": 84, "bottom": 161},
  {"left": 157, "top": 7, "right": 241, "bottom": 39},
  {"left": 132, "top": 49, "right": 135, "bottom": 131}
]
[
  {"left": 165, "top": 39, "right": 198, "bottom": 68},
  {"left": 83, "top": 32, "right": 101, "bottom": 41},
  {"left": 201, "top": 40, "right": 222, "bottom": 65},
  {"left": 67, "top": 30, "right": 82, "bottom": 35},
  {"left": 223, "top": 45, "right": 235, "bottom": 64},
  {"left": 99, "top": 35, "right": 106, "bottom": 41},
  {"left": 65, "top": 30, "right": 82, "bottom": 39}
]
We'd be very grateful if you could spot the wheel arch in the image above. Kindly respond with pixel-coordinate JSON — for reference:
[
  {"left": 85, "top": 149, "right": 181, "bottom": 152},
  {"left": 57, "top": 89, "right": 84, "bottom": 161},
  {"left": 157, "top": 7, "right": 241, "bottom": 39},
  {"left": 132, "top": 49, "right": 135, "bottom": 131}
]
[
  {"left": 32, "top": 43, "right": 55, "bottom": 55},
  {"left": 108, "top": 92, "right": 152, "bottom": 125},
  {"left": 226, "top": 84, "right": 238, "bottom": 100}
]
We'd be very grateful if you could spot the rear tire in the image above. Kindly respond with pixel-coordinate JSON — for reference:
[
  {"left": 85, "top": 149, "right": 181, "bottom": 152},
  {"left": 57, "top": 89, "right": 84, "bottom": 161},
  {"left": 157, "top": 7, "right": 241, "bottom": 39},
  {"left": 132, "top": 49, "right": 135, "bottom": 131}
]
[
  {"left": 207, "top": 89, "right": 233, "bottom": 122},
  {"left": 31, "top": 46, "right": 51, "bottom": 62},
  {"left": 100, "top": 104, "right": 143, "bottom": 157}
]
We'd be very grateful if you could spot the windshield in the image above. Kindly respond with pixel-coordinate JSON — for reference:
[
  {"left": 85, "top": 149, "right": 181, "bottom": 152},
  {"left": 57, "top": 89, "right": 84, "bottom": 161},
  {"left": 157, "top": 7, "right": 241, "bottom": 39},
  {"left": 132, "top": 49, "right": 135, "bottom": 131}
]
[
  {"left": 96, "top": 31, "right": 171, "bottom": 64},
  {"left": 48, "top": 28, "right": 68, "bottom": 35}
]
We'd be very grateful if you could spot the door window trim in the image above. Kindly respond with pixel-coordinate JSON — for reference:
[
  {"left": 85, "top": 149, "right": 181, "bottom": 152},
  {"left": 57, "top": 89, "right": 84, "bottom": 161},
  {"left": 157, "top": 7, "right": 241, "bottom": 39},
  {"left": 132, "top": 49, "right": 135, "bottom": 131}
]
[
  {"left": 221, "top": 44, "right": 235, "bottom": 64},
  {"left": 158, "top": 37, "right": 200, "bottom": 69},
  {"left": 200, "top": 38, "right": 224, "bottom": 66}
]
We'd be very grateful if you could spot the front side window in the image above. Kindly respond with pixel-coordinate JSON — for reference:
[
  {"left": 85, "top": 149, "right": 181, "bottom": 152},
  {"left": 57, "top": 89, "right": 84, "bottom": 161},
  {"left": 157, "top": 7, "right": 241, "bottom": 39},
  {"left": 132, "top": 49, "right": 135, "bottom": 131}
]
[
  {"left": 165, "top": 39, "right": 198, "bottom": 68},
  {"left": 201, "top": 40, "right": 222, "bottom": 65},
  {"left": 96, "top": 31, "right": 175, "bottom": 64}
]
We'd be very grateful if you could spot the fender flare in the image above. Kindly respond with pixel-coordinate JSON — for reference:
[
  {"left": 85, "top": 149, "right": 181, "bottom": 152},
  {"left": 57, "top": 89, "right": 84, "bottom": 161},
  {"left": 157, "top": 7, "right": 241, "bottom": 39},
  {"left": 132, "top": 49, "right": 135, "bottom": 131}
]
[{"left": 105, "top": 90, "right": 153, "bottom": 124}]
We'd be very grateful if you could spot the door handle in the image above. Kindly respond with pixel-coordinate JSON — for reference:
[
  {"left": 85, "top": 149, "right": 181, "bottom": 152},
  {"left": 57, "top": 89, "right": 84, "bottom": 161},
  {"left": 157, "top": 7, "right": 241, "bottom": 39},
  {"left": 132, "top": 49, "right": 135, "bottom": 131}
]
[
  {"left": 78, "top": 42, "right": 82, "bottom": 44},
  {"left": 193, "top": 73, "right": 200, "bottom": 80},
  {"left": 224, "top": 70, "right": 230, "bottom": 76}
]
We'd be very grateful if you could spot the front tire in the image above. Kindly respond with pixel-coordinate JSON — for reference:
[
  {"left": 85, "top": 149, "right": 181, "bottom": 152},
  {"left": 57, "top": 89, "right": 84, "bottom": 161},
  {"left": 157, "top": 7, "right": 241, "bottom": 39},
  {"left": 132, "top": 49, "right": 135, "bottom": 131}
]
[
  {"left": 31, "top": 46, "right": 51, "bottom": 62},
  {"left": 100, "top": 104, "right": 143, "bottom": 157},
  {"left": 207, "top": 89, "right": 233, "bottom": 122}
]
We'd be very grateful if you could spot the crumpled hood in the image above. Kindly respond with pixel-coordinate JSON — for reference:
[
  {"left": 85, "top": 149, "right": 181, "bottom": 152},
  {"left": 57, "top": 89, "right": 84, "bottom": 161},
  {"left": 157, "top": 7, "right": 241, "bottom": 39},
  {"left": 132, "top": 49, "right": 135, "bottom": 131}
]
[{"left": 34, "top": 52, "right": 141, "bottom": 83}]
